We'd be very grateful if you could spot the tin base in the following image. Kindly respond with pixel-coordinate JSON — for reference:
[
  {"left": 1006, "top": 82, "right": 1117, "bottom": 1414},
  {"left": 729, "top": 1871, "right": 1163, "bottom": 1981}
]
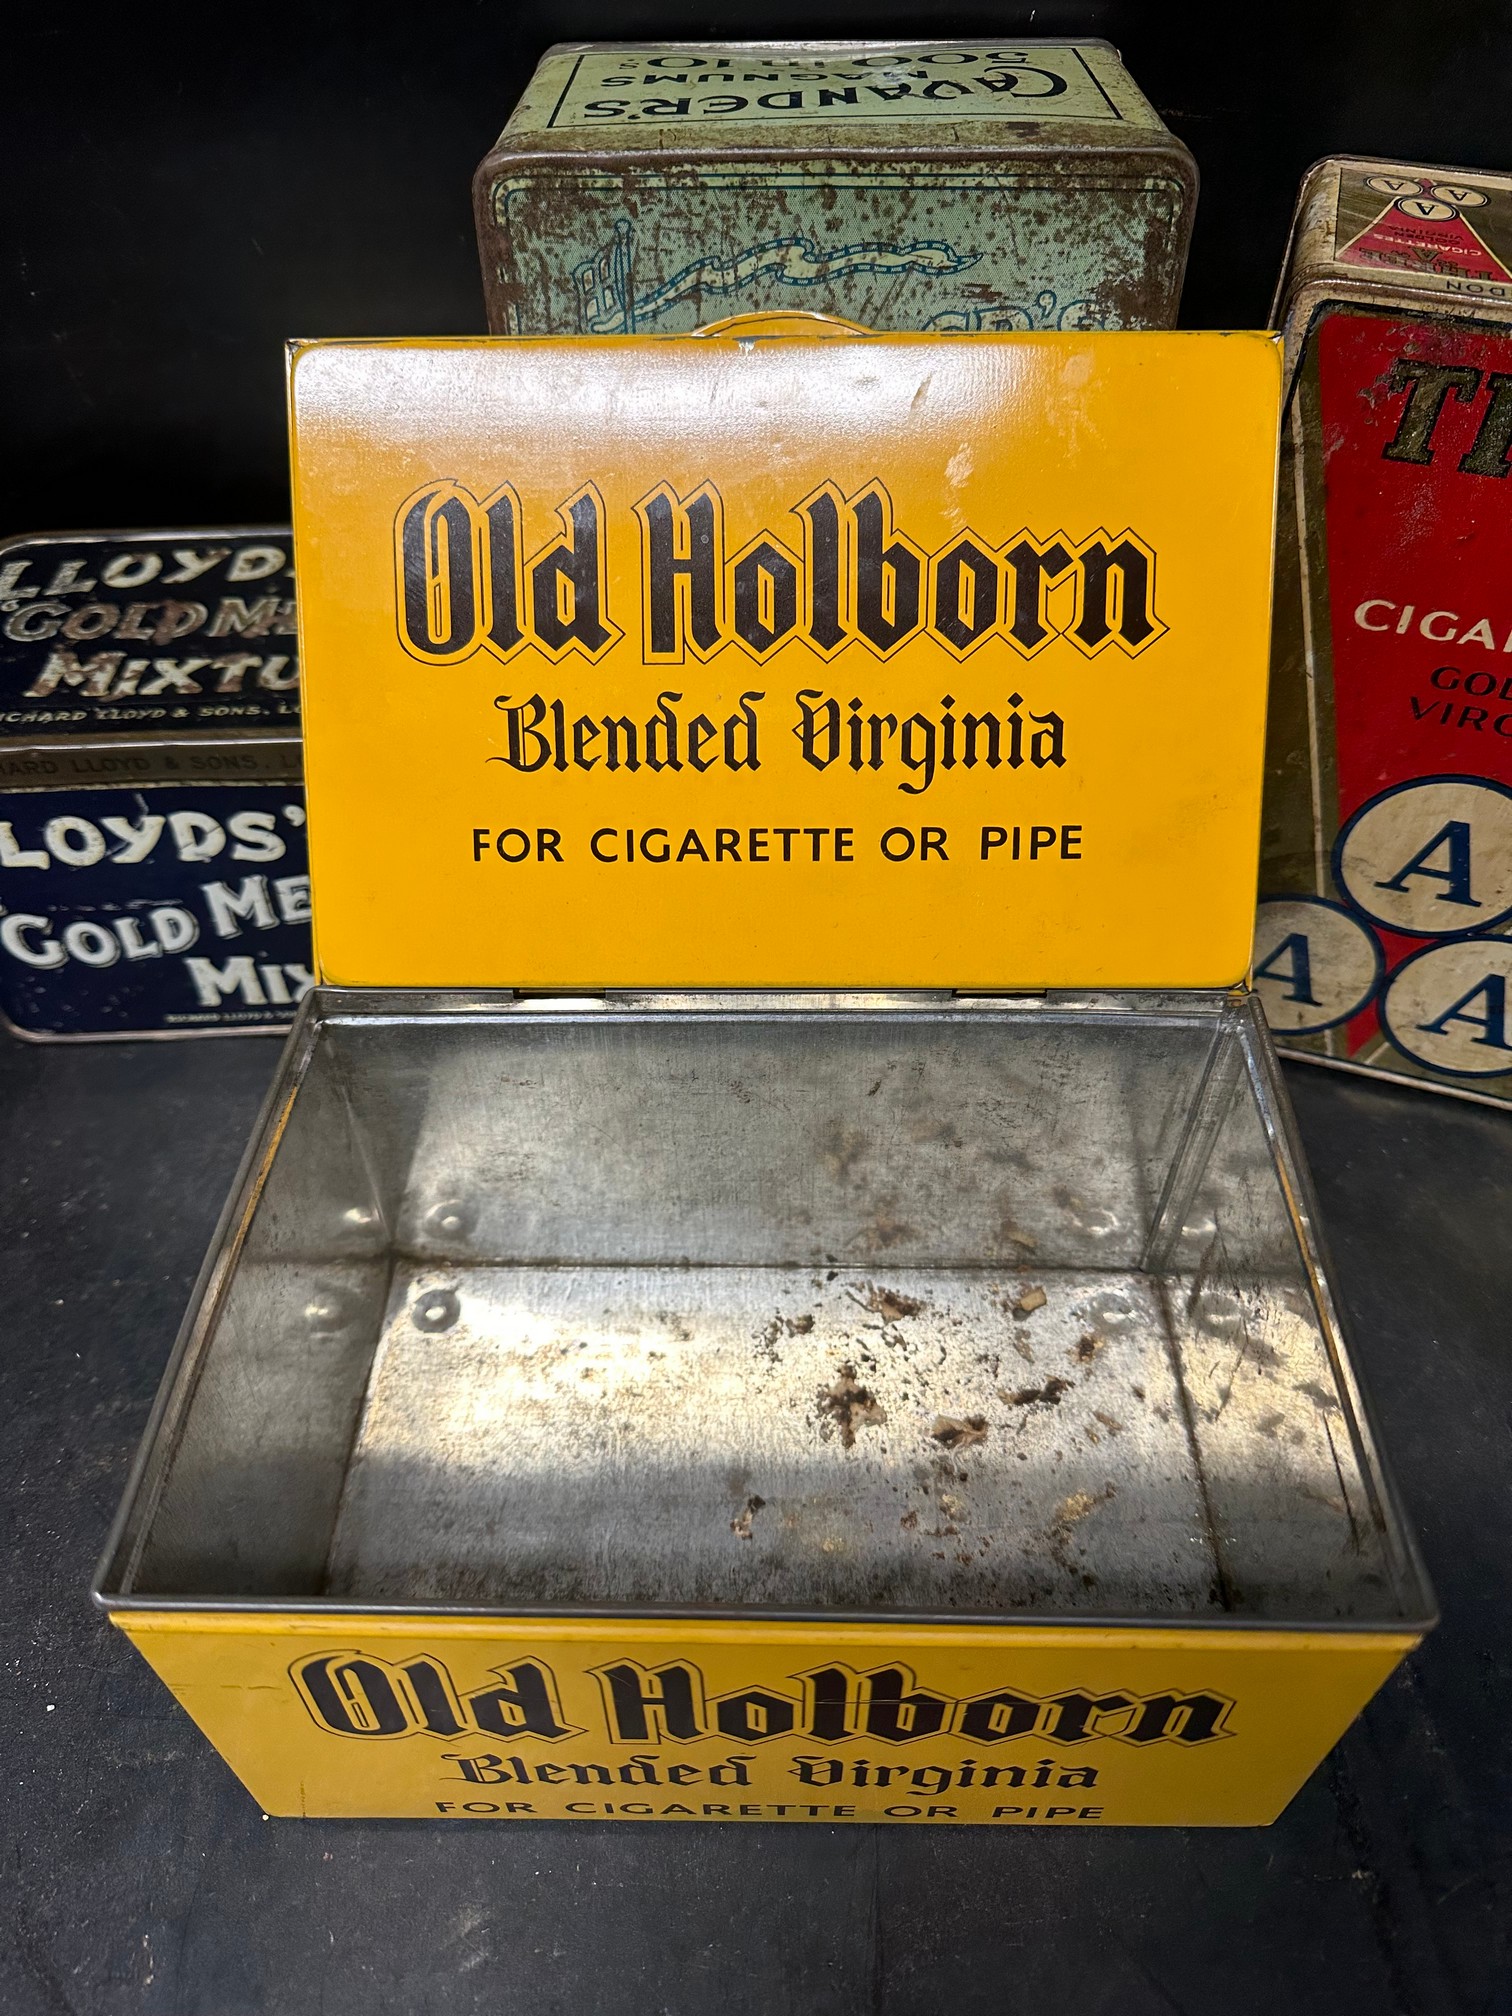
[{"left": 96, "top": 989, "right": 1432, "bottom": 1825}]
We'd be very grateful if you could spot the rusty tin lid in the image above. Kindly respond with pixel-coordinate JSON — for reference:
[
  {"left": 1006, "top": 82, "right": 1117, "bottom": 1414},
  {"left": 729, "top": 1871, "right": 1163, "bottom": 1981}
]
[
  {"left": 1273, "top": 156, "right": 1512, "bottom": 371},
  {"left": 476, "top": 43, "right": 1197, "bottom": 339},
  {"left": 288, "top": 314, "right": 1280, "bottom": 992},
  {"left": 490, "top": 40, "right": 1190, "bottom": 160}
]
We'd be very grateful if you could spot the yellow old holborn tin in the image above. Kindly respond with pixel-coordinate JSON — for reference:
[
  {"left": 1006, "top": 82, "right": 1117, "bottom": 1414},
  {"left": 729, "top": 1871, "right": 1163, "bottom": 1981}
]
[{"left": 96, "top": 317, "right": 1433, "bottom": 1827}]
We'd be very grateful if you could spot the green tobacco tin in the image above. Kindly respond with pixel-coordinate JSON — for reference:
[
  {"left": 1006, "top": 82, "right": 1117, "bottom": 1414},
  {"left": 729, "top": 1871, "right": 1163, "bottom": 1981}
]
[{"left": 474, "top": 41, "right": 1196, "bottom": 337}]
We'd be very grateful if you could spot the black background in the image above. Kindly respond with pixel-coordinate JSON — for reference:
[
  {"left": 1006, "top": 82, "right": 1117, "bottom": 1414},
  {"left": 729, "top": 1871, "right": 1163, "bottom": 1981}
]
[{"left": 3, "top": 0, "right": 1512, "bottom": 537}]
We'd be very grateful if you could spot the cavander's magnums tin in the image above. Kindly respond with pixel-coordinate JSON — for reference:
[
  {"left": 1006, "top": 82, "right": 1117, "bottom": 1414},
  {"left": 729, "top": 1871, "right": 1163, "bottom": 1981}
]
[
  {"left": 474, "top": 41, "right": 1196, "bottom": 337},
  {"left": 95, "top": 318, "right": 1432, "bottom": 1828},
  {"left": 1255, "top": 157, "right": 1512, "bottom": 1103},
  {"left": 0, "top": 528, "right": 310, "bottom": 1039}
]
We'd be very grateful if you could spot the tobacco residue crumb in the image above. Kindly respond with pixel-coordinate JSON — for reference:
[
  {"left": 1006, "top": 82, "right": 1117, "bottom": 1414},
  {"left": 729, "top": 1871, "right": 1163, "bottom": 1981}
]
[
  {"left": 998, "top": 1376, "right": 1072, "bottom": 1409},
  {"left": 762, "top": 1311, "right": 816, "bottom": 1355},
  {"left": 900, "top": 1507, "right": 919, "bottom": 1530},
  {"left": 730, "top": 1495, "right": 766, "bottom": 1540},
  {"left": 930, "top": 1414, "right": 989, "bottom": 1451},
  {"left": 1052, "top": 1484, "right": 1116, "bottom": 1537},
  {"left": 1013, "top": 1285, "right": 1048, "bottom": 1318},
  {"left": 1072, "top": 1333, "right": 1103, "bottom": 1363},
  {"left": 817, "top": 1363, "right": 888, "bottom": 1449},
  {"left": 860, "top": 1285, "right": 924, "bottom": 1321},
  {"left": 1093, "top": 1410, "right": 1125, "bottom": 1436}
]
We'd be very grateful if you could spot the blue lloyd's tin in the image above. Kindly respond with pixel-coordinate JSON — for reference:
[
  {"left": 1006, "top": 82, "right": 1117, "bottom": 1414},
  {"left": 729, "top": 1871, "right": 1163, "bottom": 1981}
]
[{"left": 0, "top": 528, "right": 310, "bottom": 1039}]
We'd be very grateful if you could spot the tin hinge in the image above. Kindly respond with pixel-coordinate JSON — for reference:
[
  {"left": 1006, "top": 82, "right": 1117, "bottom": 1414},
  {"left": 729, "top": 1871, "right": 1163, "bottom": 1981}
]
[
  {"left": 512, "top": 990, "right": 608, "bottom": 1010},
  {"left": 603, "top": 989, "right": 954, "bottom": 1011}
]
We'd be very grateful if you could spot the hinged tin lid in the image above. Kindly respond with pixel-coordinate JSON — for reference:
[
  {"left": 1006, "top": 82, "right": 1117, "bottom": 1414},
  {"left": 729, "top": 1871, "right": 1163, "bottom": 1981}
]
[{"left": 288, "top": 316, "right": 1280, "bottom": 990}]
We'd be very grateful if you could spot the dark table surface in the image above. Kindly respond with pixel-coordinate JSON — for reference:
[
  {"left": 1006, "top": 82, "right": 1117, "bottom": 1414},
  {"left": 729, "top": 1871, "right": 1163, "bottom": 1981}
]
[{"left": 1, "top": 1029, "right": 1508, "bottom": 2016}]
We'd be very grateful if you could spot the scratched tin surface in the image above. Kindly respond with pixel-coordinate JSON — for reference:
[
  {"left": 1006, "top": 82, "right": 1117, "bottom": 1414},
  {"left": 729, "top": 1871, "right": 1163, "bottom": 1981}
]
[
  {"left": 0, "top": 529, "right": 310, "bottom": 1039},
  {"left": 474, "top": 42, "right": 1196, "bottom": 336},
  {"left": 1255, "top": 159, "right": 1512, "bottom": 1106}
]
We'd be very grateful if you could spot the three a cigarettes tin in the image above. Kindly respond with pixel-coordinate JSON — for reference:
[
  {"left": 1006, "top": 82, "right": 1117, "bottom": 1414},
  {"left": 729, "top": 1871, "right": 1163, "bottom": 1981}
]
[
  {"left": 0, "top": 529, "right": 311, "bottom": 1039},
  {"left": 1255, "top": 157, "right": 1512, "bottom": 1102},
  {"left": 475, "top": 42, "right": 1196, "bottom": 337},
  {"left": 96, "top": 319, "right": 1432, "bottom": 1827}
]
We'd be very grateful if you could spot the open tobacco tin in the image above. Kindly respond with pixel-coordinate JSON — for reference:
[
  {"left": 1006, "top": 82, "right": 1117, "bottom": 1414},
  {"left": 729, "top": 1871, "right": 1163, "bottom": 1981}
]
[{"left": 96, "top": 317, "right": 1432, "bottom": 1827}]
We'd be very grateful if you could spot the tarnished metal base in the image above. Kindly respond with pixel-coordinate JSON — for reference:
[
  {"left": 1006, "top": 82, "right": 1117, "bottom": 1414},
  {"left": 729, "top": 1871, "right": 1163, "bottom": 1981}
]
[
  {"left": 100, "top": 988, "right": 1427, "bottom": 1634},
  {"left": 322, "top": 1258, "right": 1386, "bottom": 1620}
]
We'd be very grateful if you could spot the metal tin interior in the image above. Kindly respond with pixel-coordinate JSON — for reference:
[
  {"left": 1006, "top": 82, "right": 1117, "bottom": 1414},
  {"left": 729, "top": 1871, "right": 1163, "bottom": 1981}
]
[{"left": 97, "top": 989, "right": 1432, "bottom": 1630}]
